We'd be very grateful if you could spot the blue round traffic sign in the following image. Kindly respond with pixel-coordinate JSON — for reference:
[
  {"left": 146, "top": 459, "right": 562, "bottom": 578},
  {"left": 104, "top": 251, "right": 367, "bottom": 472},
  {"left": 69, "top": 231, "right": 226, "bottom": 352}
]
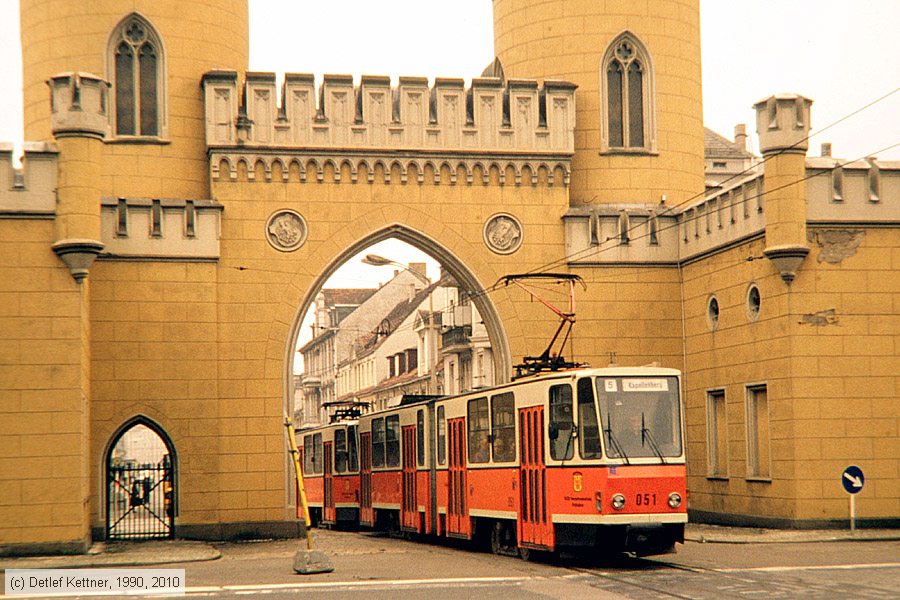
[{"left": 841, "top": 465, "right": 864, "bottom": 494}]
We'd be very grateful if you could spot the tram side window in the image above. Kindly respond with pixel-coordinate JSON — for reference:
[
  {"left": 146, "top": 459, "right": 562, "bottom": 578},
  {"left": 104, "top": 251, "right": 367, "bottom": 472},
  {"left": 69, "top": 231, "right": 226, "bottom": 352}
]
[
  {"left": 313, "top": 433, "right": 323, "bottom": 474},
  {"left": 577, "top": 378, "right": 602, "bottom": 459},
  {"left": 334, "top": 428, "right": 348, "bottom": 473},
  {"left": 491, "top": 392, "right": 516, "bottom": 462},
  {"left": 347, "top": 425, "right": 359, "bottom": 472},
  {"left": 416, "top": 409, "right": 426, "bottom": 467},
  {"left": 549, "top": 384, "right": 575, "bottom": 460},
  {"left": 386, "top": 415, "right": 401, "bottom": 467},
  {"left": 303, "top": 434, "right": 314, "bottom": 475},
  {"left": 372, "top": 418, "right": 386, "bottom": 468},
  {"left": 437, "top": 406, "right": 447, "bottom": 465},
  {"left": 467, "top": 397, "right": 490, "bottom": 463}
]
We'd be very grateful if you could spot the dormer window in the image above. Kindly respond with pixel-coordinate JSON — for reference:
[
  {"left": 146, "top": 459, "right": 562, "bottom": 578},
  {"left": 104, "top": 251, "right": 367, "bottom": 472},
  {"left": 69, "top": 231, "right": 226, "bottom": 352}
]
[{"left": 108, "top": 14, "right": 166, "bottom": 138}]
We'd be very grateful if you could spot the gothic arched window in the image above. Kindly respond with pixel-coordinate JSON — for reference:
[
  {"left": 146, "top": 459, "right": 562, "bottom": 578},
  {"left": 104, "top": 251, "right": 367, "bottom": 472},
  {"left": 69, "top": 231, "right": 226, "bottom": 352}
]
[
  {"left": 108, "top": 14, "right": 166, "bottom": 138},
  {"left": 601, "top": 33, "right": 655, "bottom": 153}
]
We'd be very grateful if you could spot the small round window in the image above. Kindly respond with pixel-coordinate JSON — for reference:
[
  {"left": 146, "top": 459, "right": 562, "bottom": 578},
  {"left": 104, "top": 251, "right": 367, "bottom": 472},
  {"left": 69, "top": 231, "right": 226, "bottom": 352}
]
[
  {"left": 747, "top": 284, "right": 761, "bottom": 322},
  {"left": 707, "top": 296, "right": 720, "bottom": 331}
]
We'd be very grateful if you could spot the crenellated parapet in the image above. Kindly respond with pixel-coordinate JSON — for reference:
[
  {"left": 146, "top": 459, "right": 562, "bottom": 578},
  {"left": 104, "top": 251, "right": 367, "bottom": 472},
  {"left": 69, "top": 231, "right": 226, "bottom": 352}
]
[
  {"left": 47, "top": 72, "right": 110, "bottom": 140},
  {"left": 563, "top": 157, "right": 899, "bottom": 267},
  {"left": 99, "top": 197, "right": 223, "bottom": 261},
  {"left": 202, "top": 71, "right": 576, "bottom": 186},
  {"left": 0, "top": 142, "right": 58, "bottom": 217}
]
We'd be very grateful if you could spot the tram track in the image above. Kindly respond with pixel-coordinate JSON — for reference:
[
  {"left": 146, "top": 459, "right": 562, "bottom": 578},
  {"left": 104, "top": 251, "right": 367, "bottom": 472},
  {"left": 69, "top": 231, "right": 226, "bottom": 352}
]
[{"left": 565, "top": 556, "right": 793, "bottom": 600}]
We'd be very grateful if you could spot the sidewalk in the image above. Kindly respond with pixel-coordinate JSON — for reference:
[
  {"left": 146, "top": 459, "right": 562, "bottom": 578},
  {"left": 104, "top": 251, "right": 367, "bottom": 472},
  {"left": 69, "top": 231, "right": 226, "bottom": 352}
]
[{"left": 2, "top": 524, "right": 898, "bottom": 570}]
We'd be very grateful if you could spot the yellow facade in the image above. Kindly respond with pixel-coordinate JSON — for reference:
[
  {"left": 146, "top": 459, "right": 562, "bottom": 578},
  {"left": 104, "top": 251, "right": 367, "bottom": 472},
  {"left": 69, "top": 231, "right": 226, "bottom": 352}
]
[{"left": 0, "top": 0, "right": 897, "bottom": 555}]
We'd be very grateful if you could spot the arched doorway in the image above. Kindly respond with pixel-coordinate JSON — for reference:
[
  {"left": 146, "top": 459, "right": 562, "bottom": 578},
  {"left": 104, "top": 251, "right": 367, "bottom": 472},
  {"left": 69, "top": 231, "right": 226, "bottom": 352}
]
[{"left": 105, "top": 417, "right": 176, "bottom": 540}]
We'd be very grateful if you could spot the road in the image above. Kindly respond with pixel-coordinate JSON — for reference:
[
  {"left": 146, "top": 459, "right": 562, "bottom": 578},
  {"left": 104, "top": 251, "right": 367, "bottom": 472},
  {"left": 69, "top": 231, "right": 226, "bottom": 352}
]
[
  {"left": 180, "top": 529, "right": 900, "bottom": 599},
  {"left": 4, "top": 529, "right": 898, "bottom": 598}
]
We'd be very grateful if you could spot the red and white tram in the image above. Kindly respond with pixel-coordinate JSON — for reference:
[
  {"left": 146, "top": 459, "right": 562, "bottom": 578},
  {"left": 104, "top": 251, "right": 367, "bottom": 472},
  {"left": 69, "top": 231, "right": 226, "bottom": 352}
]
[{"left": 298, "top": 365, "right": 686, "bottom": 557}]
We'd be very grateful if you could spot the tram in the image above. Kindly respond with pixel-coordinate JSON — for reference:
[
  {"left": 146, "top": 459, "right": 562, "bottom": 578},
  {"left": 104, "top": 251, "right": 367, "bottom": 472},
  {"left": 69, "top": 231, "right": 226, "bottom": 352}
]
[{"left": 298, "top": 364, "right": 687, "bottom": 557}]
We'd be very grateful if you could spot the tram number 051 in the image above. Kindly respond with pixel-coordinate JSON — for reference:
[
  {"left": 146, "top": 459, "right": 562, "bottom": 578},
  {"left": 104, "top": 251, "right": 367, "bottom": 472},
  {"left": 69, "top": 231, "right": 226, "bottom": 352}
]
[{"left": 635, "top": 493, "right": 657, "bottom": 506}]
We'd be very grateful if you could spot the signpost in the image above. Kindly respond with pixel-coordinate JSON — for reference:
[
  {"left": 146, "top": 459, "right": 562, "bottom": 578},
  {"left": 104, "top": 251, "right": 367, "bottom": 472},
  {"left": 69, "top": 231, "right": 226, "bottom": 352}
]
[{"left": 841, "top": 465, "right": 864, "bottom": 532}]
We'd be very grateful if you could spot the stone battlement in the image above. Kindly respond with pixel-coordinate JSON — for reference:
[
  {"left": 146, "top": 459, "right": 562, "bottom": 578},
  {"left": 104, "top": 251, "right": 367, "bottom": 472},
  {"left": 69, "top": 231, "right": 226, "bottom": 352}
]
[
  {"left": 202, "top": 71, "right": 576, "bottom": 155},
  {"left": 0, "top": 142, "right": 58, "bottom": 217},
  {"left": 563, "top": 157, "right": 900, "bottom": 266}
]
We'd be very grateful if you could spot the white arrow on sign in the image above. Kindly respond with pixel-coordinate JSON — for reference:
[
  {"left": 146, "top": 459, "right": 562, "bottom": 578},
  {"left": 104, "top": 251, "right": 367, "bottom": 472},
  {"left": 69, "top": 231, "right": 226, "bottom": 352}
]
[{"left": 843, "top": 472, "right": 863, "bottom": 488}]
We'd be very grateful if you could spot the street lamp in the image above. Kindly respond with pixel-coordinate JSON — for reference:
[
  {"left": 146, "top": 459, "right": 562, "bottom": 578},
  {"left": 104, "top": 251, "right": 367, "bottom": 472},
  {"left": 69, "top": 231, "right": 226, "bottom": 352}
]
[{"left": 361, "top": 253, "right": 429, "bottom": 284}]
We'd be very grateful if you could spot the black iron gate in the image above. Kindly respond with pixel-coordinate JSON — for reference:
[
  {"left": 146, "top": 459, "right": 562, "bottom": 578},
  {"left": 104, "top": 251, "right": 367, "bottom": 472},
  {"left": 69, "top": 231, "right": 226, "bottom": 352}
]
[{"left": 107, "top": 456, "right": 174, "bottom": 540}]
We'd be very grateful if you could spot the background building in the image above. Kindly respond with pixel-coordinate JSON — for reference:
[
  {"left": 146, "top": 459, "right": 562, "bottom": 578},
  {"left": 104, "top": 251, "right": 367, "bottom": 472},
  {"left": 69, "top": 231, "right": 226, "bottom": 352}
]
[{"left": 0, "top": 0, "right": 897, "bottom": 555}]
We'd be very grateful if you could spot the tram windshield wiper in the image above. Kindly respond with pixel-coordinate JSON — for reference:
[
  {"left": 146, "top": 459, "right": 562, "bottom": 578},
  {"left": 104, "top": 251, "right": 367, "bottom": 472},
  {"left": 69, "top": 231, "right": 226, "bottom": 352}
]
[
  {"left": 640, "top": 412, "right": 667, "bottom": 464},
  {"left": 604, "top": 413, "right": 630, "bottom": 464}
]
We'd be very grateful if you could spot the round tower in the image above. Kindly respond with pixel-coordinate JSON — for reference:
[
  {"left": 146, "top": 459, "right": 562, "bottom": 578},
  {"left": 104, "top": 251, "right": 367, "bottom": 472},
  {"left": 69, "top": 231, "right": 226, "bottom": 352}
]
[
  {"left": 20, "top": 0, "right": 250, "bottom": 199},
  {"left": 492, "top": 0, "right": 705, "bottom": 207}
]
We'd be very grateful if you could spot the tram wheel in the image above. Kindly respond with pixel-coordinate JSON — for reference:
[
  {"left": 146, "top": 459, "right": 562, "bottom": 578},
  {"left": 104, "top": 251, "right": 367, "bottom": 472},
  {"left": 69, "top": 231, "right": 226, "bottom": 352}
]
[
  {"left": 490, "top": 521, "right": 517, "bottom": 556},
  {"left": 518, "top": 546, "right": 532, "bottom": 561}
]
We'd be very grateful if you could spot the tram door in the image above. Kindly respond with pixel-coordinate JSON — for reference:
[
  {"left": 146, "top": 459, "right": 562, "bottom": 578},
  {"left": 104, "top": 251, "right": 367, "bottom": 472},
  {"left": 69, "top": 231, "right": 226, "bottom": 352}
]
[
  {"left": 447, "top": 418, "right": 469, "bottom": 537},
  {"left": 359, "top": 432, "right": 374, "bottom": 526},
  {"left": 323, "top": 441, "right": 335, "bottom": 523},
  {"left": 518, "top": 406, "right": 552, "bottom": 549},
  {"left": 401, "top": 426, "right": 418, "bottom": 531}
]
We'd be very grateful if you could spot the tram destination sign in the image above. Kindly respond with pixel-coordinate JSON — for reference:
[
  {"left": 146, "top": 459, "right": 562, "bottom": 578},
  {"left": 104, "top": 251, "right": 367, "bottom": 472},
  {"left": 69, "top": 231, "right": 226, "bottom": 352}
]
[{"left": 841, "top": 465, "right": 865, "bottom": 494}]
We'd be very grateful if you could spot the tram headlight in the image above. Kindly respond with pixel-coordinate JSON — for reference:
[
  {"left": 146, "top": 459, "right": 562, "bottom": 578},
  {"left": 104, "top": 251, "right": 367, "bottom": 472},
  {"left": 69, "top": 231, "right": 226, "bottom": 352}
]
[
  {"left": 611, "top": 494, "right": 626, "bottom": 510},
  {"left": 668, "top": 492, "right": 682, "bottom": 508}
]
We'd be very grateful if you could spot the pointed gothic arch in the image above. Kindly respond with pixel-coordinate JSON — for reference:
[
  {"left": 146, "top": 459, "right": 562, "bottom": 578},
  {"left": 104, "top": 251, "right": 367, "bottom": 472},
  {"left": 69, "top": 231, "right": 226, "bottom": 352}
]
[
  {"left": 282, "top": 224, "right": 514, "bottom": 420},
  {"left": 104, "top": 415, "right": 177, "bottom": 540}
]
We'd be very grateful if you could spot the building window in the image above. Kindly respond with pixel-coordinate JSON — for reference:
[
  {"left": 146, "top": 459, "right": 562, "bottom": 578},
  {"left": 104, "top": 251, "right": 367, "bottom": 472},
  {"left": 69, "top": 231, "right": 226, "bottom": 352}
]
[
  {"left": 706, "top": 390, "right": 728, "bottom": 478},
  {"left": 747, "top": 284, "right": 761, "bottom": 322},
  {"left": 707, "top": 296, "right": 720, "bottom": 331},
  {"left": 746, "top": 385, "right": 771, "bottom": 479},
  {"left": 601, "top": 33, "right": 655, "bottom": 152},
  {"left": 108, "top": 14, "right": 166, "bottom": 137}
]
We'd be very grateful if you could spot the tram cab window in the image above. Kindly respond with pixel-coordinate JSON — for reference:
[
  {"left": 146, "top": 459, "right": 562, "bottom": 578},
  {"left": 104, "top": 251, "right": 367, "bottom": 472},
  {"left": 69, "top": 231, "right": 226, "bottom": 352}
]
[
  {"left": 437, "top": 406, "right": 447, "bottom": 465},
  {"left": 416, "top": 410, "right": 426, "bottom": 467},
  {"left": 312, "top": 433, "right": 323, "bottom": 474},
  {"left": 302, "top": 434, "right": 314, "bottom": 475},
  {"left": 372, "top": 418, "right": 386, "bottom": 468},
  {"left": 467, "top": 397, "right": 490, "bottom": 463},
  {"left": 347, "top": 425, "right": 359, "bottom": 472},
  {"left": 491, "top": 392, "right": 516, "bottom": 462},
  {"left": 334, "top": 429, "right": 348, "bottom": 473},
  {"left": 596, "top": 376, "right": 683, "bottom": 459},
  {"left": 386, "top": 415, "right": 401, "bottom": 467},
  {"left": 577, "top": 378, "right": 602, "bottom": 459},
  {"left": 549, "top": 384, "right": 575, "bottom": 460}
]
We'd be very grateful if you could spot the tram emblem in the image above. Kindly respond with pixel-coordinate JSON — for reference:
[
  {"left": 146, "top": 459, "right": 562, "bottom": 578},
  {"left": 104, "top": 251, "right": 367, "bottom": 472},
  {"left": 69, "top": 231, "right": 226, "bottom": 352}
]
[{"left": 573, "top": 472, "right": 583, "bottom": 492}]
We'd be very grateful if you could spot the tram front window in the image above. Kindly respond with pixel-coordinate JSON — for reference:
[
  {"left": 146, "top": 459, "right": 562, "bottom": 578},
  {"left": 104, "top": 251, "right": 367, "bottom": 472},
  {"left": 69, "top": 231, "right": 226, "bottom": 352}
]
[{"left": 596, "top": 376, "right": 682, "bottom": 459}]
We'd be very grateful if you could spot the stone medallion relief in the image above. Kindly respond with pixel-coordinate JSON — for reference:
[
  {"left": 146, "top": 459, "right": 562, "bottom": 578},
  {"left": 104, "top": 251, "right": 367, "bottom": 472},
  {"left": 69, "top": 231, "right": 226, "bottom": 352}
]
[
  {"left": 266, "top": 209, "right": 308, "bottom": 252},
  {"left": 483, "top": 213, "right": 523, "bottom": 255}
]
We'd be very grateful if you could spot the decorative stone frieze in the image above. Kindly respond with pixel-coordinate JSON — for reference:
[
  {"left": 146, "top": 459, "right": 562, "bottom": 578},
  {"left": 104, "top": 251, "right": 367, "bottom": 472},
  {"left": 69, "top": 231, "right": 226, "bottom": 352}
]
[
  {"left": 99, "top": 197, "right": 222, "bottom": 260},
  {"left": 210, "top": 152, "right": 569, "bottom": 187}
]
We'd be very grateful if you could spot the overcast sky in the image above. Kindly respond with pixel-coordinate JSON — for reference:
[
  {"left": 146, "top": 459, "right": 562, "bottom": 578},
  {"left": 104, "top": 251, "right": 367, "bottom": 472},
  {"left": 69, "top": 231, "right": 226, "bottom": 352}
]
[{"left": 1, "top": 1, "right": 897, "bottom": 160}]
